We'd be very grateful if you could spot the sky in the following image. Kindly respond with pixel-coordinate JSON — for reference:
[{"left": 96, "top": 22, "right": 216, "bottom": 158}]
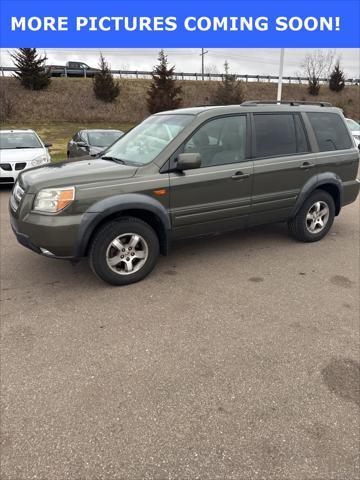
[{"left": 1, "top": 48, "right": 359, "bottom": 78}]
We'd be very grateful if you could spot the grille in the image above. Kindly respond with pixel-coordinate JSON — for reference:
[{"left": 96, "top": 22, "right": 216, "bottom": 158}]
[
  {"left": 15, "top": 163, "right": 26, "bottom": 170},
  {"left": 0, "top": 163, "right": 12, "bottom": 171},
  {"left": 0, "top": 177, "right": 14, "bottom": 183}
]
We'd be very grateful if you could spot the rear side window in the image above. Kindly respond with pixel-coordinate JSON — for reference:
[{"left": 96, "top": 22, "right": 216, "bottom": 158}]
[
  {"left": 307, "top": 112, "right": 353, "bottom": 151},
  {"left": 254, "top": 113, "right": 308, "bottom": 158}
]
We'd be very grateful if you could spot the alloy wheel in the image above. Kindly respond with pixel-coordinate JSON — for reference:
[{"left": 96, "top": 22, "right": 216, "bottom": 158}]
[
  {"left": 306, "top": 201, "right": 330, "bottom": 234},
  {"left": 106, "top": 233, "right": 148, "bottom": 275}
]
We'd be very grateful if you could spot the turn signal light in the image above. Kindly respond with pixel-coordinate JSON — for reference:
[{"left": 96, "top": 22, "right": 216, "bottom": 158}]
[{"left": 153, "top": 189, "right": 167, "bottom": 196}]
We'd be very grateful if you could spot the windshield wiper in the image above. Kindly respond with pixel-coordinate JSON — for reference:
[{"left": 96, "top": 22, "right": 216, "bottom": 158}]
[{"left": 101, "top": 156, "right": 126, "bottom": 165}]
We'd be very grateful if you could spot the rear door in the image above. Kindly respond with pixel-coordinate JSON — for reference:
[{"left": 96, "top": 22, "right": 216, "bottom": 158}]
[
  {"left": 250, "top": 112, "right": 317, "bottom": 225},
  {"left": 169, "top": 114, "right": 253, "bottom": 238}
]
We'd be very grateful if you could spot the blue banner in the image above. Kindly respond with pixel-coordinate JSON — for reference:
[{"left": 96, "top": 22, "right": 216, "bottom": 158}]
[{"left": 0, "top": 0, "right": 359, "bottom": 48}]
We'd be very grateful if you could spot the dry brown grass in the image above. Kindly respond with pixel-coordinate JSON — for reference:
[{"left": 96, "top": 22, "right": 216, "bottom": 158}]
[{"left": 1, "top": 77, "right": 359, "bottom": 125}]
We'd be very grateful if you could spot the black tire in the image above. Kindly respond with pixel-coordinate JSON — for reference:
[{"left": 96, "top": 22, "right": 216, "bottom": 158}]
[
  {"left": 288, "top": 189, "right": 335, "bottom": 242},
  {"left": 89, "top": 217, "right": 160, "bottom": 286}
]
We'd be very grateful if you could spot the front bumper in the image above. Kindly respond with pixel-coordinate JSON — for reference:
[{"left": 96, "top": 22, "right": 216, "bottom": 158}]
[
  {"left": 10, "top": 215, "right": 42, "bottom": 254},
  {"left": 9, "top": 192, "right": 83, "bottom": 259},
  {"left": 10, "top": 214, "right": 77, "bottom": 259},
  {"left": 0, "top": 169, "right": 19, "bottom": 184}
]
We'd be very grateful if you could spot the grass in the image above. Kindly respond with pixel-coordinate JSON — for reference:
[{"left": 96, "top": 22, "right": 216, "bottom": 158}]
[
  {"left": 2, "top": 122, "right": 134, "bottom": 161},
  {"left": 1, "top": 77, "right": 359, "bottom": 127}
]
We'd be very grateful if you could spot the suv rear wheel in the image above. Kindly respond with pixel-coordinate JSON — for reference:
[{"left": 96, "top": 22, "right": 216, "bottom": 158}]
[
  {"left": 89, "top": 217, "right": 160, "bottom": 285},
  {"left": 288, "top": 189, "right": 335, "bottom": 242}
]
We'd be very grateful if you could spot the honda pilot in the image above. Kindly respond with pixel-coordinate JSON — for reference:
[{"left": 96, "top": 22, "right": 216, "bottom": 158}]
[{"left": 9, "top": 101, "right": 360, "bottom": 285}]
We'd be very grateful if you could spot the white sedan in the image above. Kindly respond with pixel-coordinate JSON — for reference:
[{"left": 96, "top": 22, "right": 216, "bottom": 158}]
[
  {"left": 0, "top": 129, "right": 52, "bottom": 185},
  {"left": 346, "top": 118, "right": 360, "bottom": 148}
]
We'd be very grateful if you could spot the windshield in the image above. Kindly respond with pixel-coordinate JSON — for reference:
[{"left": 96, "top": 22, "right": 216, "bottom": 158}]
[
  {"left": 0, "top": 131, "right": 42, "bottom": 150},
  {"left": 103, "top": 114, "right": 194, "bottom": 165},
  {"left": 87, "top": 131, "right": 123, "bottom": 147},
  {"left": 346, "top": 119, "right": 360, "bottom": 132}
]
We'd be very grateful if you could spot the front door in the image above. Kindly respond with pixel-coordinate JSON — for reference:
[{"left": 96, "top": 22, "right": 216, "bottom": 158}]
[{"left": 169, "top": 115, "right": 253, "bottom": 239}]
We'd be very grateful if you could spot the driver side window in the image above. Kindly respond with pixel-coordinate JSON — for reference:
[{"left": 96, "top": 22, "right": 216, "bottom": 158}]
[{"left": 183, "top": 115, "right": 247, "bottom": 168}]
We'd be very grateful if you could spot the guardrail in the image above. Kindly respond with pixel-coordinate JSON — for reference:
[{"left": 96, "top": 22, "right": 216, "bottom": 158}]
[{"left": 1, "top": 66, "right": 359, "bottom": 85}]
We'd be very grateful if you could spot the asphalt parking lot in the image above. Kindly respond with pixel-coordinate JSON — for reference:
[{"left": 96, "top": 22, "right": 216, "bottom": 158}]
[{"left": 0, "top": 186, "right": 359, "bottom": 480}]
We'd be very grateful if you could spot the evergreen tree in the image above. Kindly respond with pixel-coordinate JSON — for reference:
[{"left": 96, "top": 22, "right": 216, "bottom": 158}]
[
  {"left": 11, "top": 48, "right": 50, "bottom": 90},
  {"left": 211, "top": 61, "right": 244, "bottom": 105},
  {"left": 147, "top": 50, "right": 182, "bottom": 114},
  {"left": 93, "top": 54, "right": 120, "bottom": 103},
  {"left": 329, "top": 63, "right": 346, "bottom": 92}
]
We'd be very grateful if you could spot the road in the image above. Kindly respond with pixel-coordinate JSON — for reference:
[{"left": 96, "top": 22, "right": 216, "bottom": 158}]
[{"left": 1, "top": 186, "right": 359, "bottom": 480}]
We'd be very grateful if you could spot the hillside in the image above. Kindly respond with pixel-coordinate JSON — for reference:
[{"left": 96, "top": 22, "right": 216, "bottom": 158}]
[
  {"left": 1, "top": 77, "right": 359, "bottom": 125},
  {"left": 1, "top": 77, "right": 359, "bottom": 160}
]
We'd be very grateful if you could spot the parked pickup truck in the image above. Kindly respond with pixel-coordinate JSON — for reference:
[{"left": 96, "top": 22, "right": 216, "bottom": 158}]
[{"left": 48, "top": 61, "right": 99, "bottom": 77}]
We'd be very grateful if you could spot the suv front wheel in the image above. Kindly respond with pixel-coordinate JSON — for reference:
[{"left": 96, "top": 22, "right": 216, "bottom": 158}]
[
  {"left": 288, "top": 189, "right": 335, "bottom": 242},
  {"left": 89, "top": 217, "right": 160, "bottom": 285}
]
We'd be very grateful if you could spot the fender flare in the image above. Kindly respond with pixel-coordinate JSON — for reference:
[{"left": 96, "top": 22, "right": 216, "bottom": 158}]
[
  {"left": 74, "top": 193, "right": 171, "bottom": 258},
  {"left": 291, "top": 172, "right": 343, "bottom": 217}
]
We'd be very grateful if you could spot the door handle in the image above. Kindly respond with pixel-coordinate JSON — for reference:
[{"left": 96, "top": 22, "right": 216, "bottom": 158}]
[
  {"left": 299, "top": 162, "right": 316, "bottom": 169},
  {"left": 231, "top": 171, "right": 250, "bottom": 180}
]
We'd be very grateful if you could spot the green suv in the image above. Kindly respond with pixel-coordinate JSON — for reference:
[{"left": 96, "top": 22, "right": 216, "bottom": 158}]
[{"left": 9, "top": 101, "right": 360, "bottom": 285}]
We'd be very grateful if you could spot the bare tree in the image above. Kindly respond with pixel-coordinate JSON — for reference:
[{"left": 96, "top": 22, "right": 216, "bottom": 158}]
[
  {"left": 301, "top": 49, "right": 336, "bottom": 95},
  {"left": 204, "top": 64, "right": 219, "bottom": 75}
]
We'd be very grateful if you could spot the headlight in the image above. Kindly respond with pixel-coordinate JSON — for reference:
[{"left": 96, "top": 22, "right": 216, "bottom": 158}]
[
  {"left": 31, "top": 155, "right": 49, "bottom": 167},
  {"left": 33, "top": 187, "right": 75, "bottom": 213}
]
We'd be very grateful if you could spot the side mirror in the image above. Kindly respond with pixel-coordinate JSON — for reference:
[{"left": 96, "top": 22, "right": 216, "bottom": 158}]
[
  {"left": 177, "top": 153, "right": 201, "bottom": 171},
  {"left": 77, "top": 141, "right": 88, "bottom": 148},
  {"left": 44, "top": 143, "right": 52, "bottom": 148}
]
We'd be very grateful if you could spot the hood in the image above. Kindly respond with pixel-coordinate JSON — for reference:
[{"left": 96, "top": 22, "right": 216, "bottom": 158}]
[
  {"left": 19, "top": 158, "right": 138, "bottom": 193},
  {"left": 89, "top": 146, "right": 105, "bottom": 157},
  {"left": 0, "top": 148, "right": 45, "bottom": 163}
]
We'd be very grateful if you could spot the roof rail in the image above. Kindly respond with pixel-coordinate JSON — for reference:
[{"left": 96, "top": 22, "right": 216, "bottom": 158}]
[{"left": 241, "top": 100, "right": 333, "bottom": 107}]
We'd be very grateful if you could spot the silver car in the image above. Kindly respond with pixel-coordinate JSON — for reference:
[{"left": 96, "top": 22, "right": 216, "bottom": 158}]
[
  {"left": 67, "top": 129, "right": 124, "bottom": 159},
  {"left": 0, "top": 130, "right": 52, "bottom": 185}
]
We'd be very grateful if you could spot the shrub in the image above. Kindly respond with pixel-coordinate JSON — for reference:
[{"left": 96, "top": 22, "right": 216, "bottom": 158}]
[
  {"left": 329, "top": 63, "right": 346, "bottom": 92},
  {"left": 0, "top": 88, "right": 14, "bottom": 122},
  {"left": 308, "top": 76, "right": 321, "bottom": 96},
  {"left": 211, "top": 61, "right": 244, "bottom": 105}
]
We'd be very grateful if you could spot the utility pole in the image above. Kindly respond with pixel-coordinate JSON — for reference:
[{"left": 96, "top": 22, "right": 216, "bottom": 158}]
[
  {"left": 277, "top": 48, "right": 285, "bottom": 102},
  {"left": 200, "top": 48, "right": 208, "bottom": 81}
]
